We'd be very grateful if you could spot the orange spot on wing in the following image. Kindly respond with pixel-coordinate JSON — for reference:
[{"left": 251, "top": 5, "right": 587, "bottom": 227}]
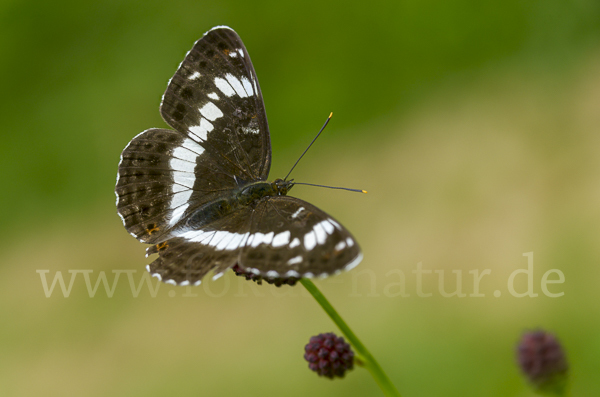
[
  {"left": 156, "top": 242, "right": 168, "bottom": 251},
  {"left": 147, "top": 224, "right": 160, "bottom": 234}
]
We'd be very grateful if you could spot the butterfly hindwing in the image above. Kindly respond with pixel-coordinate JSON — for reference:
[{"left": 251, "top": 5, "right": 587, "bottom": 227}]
[
  {"left": 238, "top": 196, "right": 362, "bottom": 278},
  {"left": 116, "top": 128, "right": 209, "bottom": 243},
  {"left": 145, "top": 206, "right": 254, "bottom": 285}
]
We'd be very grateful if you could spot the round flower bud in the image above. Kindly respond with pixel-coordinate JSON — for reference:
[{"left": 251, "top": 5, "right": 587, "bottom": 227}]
[
  {"left": 304, "top": 333, "right": 354, "bottom": 379},
  {"left": 517, "top": 330, "right": 568, "bottom": 394}
]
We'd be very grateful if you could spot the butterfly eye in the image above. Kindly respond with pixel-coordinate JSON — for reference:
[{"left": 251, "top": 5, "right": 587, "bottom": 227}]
[{"left": 272, "top": 178, "right": 292, "bottom": 195}]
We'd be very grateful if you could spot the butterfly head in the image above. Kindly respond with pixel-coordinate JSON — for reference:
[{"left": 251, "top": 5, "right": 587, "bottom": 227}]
[{"left": 273, "top": 178, "right": 294, "bottom": 196}]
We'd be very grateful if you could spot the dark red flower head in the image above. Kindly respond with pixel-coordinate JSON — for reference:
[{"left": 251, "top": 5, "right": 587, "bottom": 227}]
[
  {"left": 517, "top": 330, "right": 568, "bottom": 394},
  {"left": 304, "top": 332, "right": 354, "bottom": 379}
]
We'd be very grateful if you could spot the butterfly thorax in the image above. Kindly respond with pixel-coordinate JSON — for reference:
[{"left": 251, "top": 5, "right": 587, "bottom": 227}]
[
  {"left": 185, "top": 179, "right": 293, "bottom": 229},
  {"left": 238, "top": 178, "right": 293, "bottom": 202}
]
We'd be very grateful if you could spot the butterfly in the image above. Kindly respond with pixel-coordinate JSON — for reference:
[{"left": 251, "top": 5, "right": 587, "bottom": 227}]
[{"left": 115, "top": 26, "right": 362, "bottom": 286}]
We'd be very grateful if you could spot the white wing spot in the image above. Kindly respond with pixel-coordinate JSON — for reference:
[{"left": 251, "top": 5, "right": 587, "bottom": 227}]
[
  {"left": 287, "top": 256, "right": 302, "bottom": 265},
  {"left": 151, "top": 273, "right": 162, "bottom": 281},
  {"left": 207, "top": 92, "right": 219, "bottom": 100},
  {"left": 169, "top": 158, "right": 195, "bottom": 173},
  {"left": 212, "top": 272, "right": 224, "bottom": 281},
  {"left": 251, "top": 76, "right": 258, "bottom": 97},
  {"left": 172, "top": 146, "right": 196, "bottom": 163},
  {"left": 284, "top": 270, "right": 300, "bottom": 278},
  {"left": 215, "top": 232, "right": 236, "bottom": 250},
  {"left": 225, "top": 232, "right": 249, "bottom": 250},
  {"left": 291, "top": 207, "right": 304, "bottom": 219},
  {"left": 328, "top": 218, "right": 342, "bottom": 230},
  {"left": 261, "top": 231, "right": 274, "bottom": 246},
  {"left": 209, "top": 231, "right": 231, "bottom": 248},
  {"left": 178, "top": 230, "right": 215, "bottom": 243},
  {"left": 199, "top": 102, "right": 223, "bottom": 121},
  {"left": 334, "top": 241, "right": 346, "bottom": 251},
  {"left": 322, "top": 220, "right": 335, "bottom": 234},
  {"left": 241, "top": 76, "right": 254, "bottom": 96},
  {"left": 346, "top": 237, "right": 354, "bottom": 247},
  {"left": 172, "top": 171, "right": 195, "bottom": 189},
  {"left": 289, "top": 238, "right": 300, "bottom": 248},
  {"left": 171, "top": 184, "right": 187, "bottom": 193},
  {"left": 271, "top": 231, "right": 290, "bottom": 247},
  {"left": 247, "top": 232, "right": 274, "bottom": 248},
  {"left": 266, "top": 270, "right": 279, "bottom": 278},
  {"left": 181, "top": 138, "right": 204, "bottom": 155},
  {"left": 169, "top": 191, "right": 192, "bottom": 211},
  {"left": 304, "top": 231, "right": 317, "bottom": 251},
  {"left": 344, "top": 252, "right": 363, "bottom": 271},
  {"left": 243, "top": 126, "right": 260, "bottom": 135},
  {"left": 188, "top": 71, "right": 201, "bottom": 80},
  {"left": 249, "top": 232, "right": 263, "bottom": 248},
  {"left": 313, "top": 222, "right": 327, "bottom": 245},
  {"left": 188, "top": 118, "right": 214, "bottom": 141},
  {"left": 225, "top": 73, "right": 249, "bottom": 97},
  {"left": 169, "top": 203, "right": 189, "bottom": 226},
  {"left": 214, "top": 77, "right": 235, "bottom": 97},
  {"left": 239, "top": 233, "right": 250, "bottom": 247}
]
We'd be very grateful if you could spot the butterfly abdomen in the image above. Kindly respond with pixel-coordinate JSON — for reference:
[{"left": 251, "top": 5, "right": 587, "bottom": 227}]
[{"left": 186, "top": 198, "right": 234, "bottom": 228}]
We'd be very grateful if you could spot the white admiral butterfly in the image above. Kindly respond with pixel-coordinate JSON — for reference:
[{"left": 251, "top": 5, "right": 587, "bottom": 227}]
[{"left": 115, "top": 26, "right": 362, "bottom": 286}]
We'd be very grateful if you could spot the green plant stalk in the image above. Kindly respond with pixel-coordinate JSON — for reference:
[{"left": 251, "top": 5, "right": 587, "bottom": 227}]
[{"left": 300, "top": 278, "right": 401, "bottom": 397}]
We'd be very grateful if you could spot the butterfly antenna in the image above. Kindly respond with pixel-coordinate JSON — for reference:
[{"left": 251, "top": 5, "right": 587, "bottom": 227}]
[
  {"left": 293, "top": 182, "right": 367, "bottom": 194},
  {"left": 284, "top": 112, "right": 333, "bottom": 181}
]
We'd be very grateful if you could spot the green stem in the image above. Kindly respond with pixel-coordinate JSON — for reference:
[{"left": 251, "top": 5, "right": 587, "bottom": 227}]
[{"left": 301, "top": 278, "right": 401, "bottom": 397}]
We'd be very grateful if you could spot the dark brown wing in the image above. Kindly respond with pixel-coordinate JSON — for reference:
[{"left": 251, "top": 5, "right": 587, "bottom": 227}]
[{"left": 238, "top": 196, "right": 362, "bottom": 279}]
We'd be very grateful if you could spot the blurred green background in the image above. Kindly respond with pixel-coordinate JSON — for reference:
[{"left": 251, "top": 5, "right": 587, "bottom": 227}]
[{"left": 2, "top": 0, "right": 600, "bottom": 396}]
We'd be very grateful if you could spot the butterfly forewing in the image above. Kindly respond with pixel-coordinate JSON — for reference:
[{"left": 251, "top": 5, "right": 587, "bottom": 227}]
[{"left": 160, "top": 26, "right": 271, "bottom": 181}]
